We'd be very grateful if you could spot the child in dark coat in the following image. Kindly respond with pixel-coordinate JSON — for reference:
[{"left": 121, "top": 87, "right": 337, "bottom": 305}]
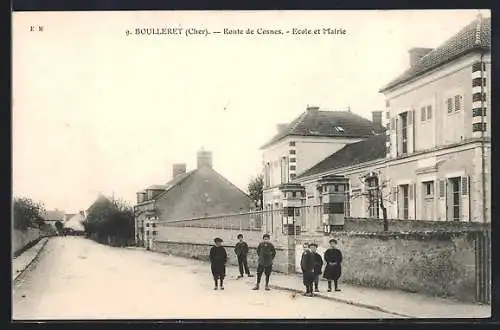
[
  {"left": 310, "top": 243, "right": 324, "bottom": 292},
  {"left": 300, "top": 242, "right": 315, "bottom": 296},
  {"left": 235, "top": 233, "right": 253, "bottom": 278},
  {"left": 252, "top": 234, "right": 276, "bottom": 291},
  {"left": 209, "top": 237, "right": 228, "bottom": 290},
  {"left": 323, "top": 238, "right": 343, "bottom": 292}
]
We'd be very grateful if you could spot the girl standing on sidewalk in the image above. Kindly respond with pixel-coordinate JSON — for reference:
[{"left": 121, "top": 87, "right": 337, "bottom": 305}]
[{"left": 323, "top": 238, "right": 342, "bottom": 292}]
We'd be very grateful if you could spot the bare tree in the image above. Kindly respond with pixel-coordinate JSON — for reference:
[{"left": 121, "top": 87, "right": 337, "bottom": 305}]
[{"left": 350, "top": 171, "right": 395, "bottom": 231}]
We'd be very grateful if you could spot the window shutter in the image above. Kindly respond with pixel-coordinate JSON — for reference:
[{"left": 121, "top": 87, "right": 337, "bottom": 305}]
[
  {"left": 409, "top": 183, "right": 414, "bottom": 200},
  {"left": 392, "top": 186, "right": 398, "bottom": 201},
  {"left": 447, "top": 98, "right": 453, "bottom": 113},
  {"left": 454, "top": 95, "right": 462, "bottom": 111},
  {"left": 421, "top": 107, "right": 426, "bottom": 121},
  {"left": 439, "top": 180, "right": 445, "bottom": 198},
  {"left": 390, "top": 118, "right": 395, "bottom": 130},
  {"left": 461, "top": 176, "right": 469, "bottom": 195},
  {"left": 427, "top": 105, "right": 432, "bottom": 120},
  {"left": 408, "top": 111, "right": 413, "bottom": 125}
]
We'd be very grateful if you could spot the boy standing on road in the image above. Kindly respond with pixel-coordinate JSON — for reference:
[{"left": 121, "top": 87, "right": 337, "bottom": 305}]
[
  {"left": 235, "top": 233, "right": 253, "bottom": 278},
  {"left": 209, "top": 237, "right": 227, "bottom": 290},
  {"left": 310, "top": 243, "right": 324, "bottom": 292},
  {"left": 252, "top": 234, "right": 276, "bottom": 291},
  {"left": 300, "top": 242, "right": 315, "bottom": 296}
]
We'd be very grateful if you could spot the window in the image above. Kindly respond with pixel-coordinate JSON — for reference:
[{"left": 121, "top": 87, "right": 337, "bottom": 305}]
[
  {"left": 426, "top": 105, "right": 432, "bottom": 120},
  {"left": 400, "top": 112, "right": 408, "bottom": 154},
  {"left": 447, "top": 98, "right": 453, "bottom": 113},
  {"left": 420, "top": 107, "right": 426, "bottom": 121},
  {"left": 264, "top": 162, "right": 271, "bottom": 187},
  {"left": 335, "top": 126, "right": 344, "bottom": 133},
  {"left": 447, "top": 95, "right": 463, "bottom": 113},
  {"left": 390, "top": 118, "right": 395, "bottom": 130},
  {"left": 423, "top": 181, "right": 434, "bottom": 198},
  {"left": 386, "top": 111, "right": 390, "bottom": 119},
  {"left": 454, "top": 95, "right": 462, "bottom": 111},
  {"left": 292, "top": 191, "right": 297, "bottom": 198},
  {"left": 366, "top": 177, "right": 379, "bottom": 218},
  {"left": 289, "top": 157, "right": 296, "bottom": 163},
  {"left": 324, "top": 202, "right": 344, "bottom": 214},
  {"left": 289, "top": 141, "right": 296, "bottom": 146},
  {"left": 290, "top": 173, "right": 297, "bottom": 180},
  {"left": 280, "top": 157, "right": 289, "bottom": 184},
  {"left": 289, "top": 149, "right": 296, "bottom": 155},
  {"left": 290, "top": 165, "right": 296, "bottom": 171},
  {"left": 450, "top": 177, "right": 461, "bottom": 221},
  {"left": 400, "top": 185, "right": 409, "bottom": 220}
]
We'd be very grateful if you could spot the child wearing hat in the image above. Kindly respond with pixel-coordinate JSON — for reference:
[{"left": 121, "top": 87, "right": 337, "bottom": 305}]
[
  {"left": 252, "top": 233, "right": 276, "bottom": 291},
  {"left": 323, "top": 238, "right": 343, "bottom": 292},
  {"left": 209, "top": 237, "right": 228, "bottom": 290},
  {"left": 309, "top": 243, "right": 324, "bottom": 292}
]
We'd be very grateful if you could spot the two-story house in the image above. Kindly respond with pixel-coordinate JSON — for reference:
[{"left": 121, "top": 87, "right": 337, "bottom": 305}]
[
  {"left": 379, "top": 15, "right": 491, "bottom": 222},
  {"left": 260, "top": 105, "right": 383, "bottom": 211},
  {"left": 134, "top": 149, "right": 254, "bottom": 246}
]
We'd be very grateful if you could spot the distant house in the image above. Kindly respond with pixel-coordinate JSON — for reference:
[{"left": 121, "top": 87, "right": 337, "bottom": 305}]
[
  {"left": 134, "top": 149, "right": 254, "bottom": 246},
  {"left": 42, "top": 209, "right": 65, "bottom": 228},
  {"left": 64, "top": 211, "right": 86, "bottom": 233}
]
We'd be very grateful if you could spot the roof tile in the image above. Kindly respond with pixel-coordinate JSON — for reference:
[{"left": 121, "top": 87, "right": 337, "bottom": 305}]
[{"left": 380, "top": 16, "right": 491, "bottom": 92}]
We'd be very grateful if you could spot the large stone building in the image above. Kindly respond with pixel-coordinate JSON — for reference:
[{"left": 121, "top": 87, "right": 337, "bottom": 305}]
[
  {"left": 134, "top": 149, "right": 254, "bottom": 245},
  {"left": 260, "top": 106, "right": 383, "bottom": 212},
  {"left": 261, "top": 15, "right": 491, "bottom": 234}
]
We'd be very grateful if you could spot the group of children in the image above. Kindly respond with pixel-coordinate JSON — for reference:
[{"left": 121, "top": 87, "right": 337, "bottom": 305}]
[
  {"left": 209, "top": 234, "right": 342, "bottom": 296},
  {"left": 300, "top": 238, "right": 342, "bottom": 296},
  {"left": 210, "top": 233, "right": 276, "bottom": 291}
]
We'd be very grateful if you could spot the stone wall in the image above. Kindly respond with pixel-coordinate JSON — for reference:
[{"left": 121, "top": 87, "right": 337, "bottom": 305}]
[
  {"left": 343, "top": 217, "right": 490, "bottom": 233},
  {"left": 298, "top": 231, "right": 485, "bottom": 302},
  {"left": 153, "top": 240, "right": 291, "bottom": 274}
]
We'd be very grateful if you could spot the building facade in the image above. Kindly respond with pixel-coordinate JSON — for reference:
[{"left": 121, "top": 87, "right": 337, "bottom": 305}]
[
  {"left": 261, "top": 106, "right": 382, "bottom": 212},
  {"left": 262, "top": 15, "right": 491, "bottom": 235},
  {"left": 380, "top": 15, "right": 491, "bottom": 223},
  {"left": 134, "top": 150, "right": 254, "bottom": 246}
]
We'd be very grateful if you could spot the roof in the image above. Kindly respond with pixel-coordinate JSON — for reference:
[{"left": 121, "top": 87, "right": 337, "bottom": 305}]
[
  {"left": 138, "top": 170, "right": 197, "bottom": 203},
  {"left": 64, "top": 213, "right": 85, "bottom": 231},
  {"left": 149, "top": 167, "right": 254, "bottom": 220},
  {"left": 380, "top": 16, "right": 491, "bottom": 93},
  {"left": 146, "top": 184, "right": 167, "bottom": 190},
  {"left": 260, "top": 110, "right": 378, "bottom": 149},
  {"left": 298, "top": 134, "right": 387, "bottom": 178},
  {"left": 65, "top": 213, "right": 76, "bottom": 221},
  {"left": 42, "top": 210, "right": 65, "bottom": 221}
]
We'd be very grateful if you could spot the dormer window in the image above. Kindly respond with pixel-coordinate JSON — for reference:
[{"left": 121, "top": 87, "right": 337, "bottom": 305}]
[{"left": 335, "top": 126, "right": 344, "bottom": 133}]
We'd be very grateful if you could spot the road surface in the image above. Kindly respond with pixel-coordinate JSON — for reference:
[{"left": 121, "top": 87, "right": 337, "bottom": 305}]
[{"left": 13, "top": 237, "right": 396, "bottom": 320}]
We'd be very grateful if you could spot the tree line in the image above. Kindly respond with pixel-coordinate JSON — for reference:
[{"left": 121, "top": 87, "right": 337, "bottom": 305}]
[{"left": 82, "top": 196, "right": 135, "bottom": 247}]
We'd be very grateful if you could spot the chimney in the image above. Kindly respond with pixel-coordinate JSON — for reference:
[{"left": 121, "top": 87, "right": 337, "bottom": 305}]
[
  {"left": 276, "top": 123, "right": 288, "bottom": 133},
  {"left": 197, "top": 149, "right": 213, "bottom": 169},
  {"left": 307, "top": 105, "right": 320, "bottom": 113},
  {"left": 79, "top": 210, "right": 85, "bottom": 217},
  {"left": 372, "top": 111, "right": 383, "bottom": 132},
  {"left": 408, "top": 47, "right": 433, "bottom": 66},
  {"left": 172, "top": 163, "right": 187, "bottom": 178}
]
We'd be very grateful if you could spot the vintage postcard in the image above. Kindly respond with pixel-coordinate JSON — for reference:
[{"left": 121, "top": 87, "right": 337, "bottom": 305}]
[{"left": 12, "top": 9, "right": 491, "bottom": 320}]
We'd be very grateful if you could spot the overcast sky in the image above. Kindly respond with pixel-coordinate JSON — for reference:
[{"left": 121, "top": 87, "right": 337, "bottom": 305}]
[{"left": 12, "top": 9, "right": 490, "bottom": 213}]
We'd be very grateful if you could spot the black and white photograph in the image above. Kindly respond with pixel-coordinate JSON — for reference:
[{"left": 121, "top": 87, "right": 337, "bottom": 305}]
[{"left": 11, "top": 9, "right": 491, "bottom": 320}]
